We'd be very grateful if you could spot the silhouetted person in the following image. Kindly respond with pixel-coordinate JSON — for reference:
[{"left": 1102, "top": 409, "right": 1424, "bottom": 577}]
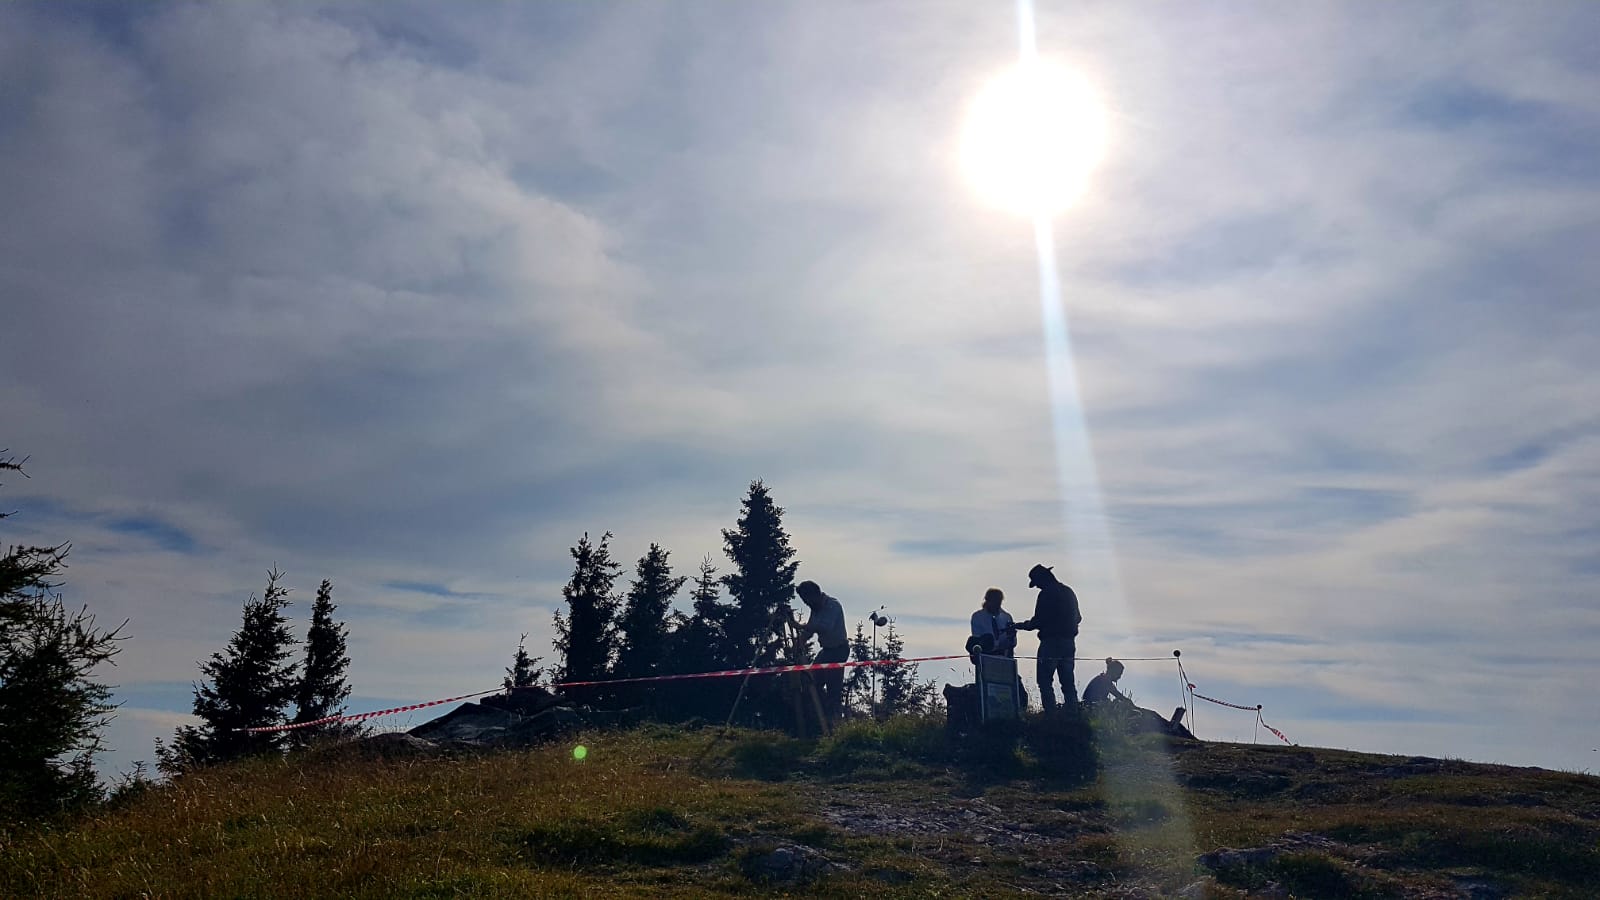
[
  {"left": 969, "top": 588, "right": 1017, "bottom": 657},
  {"left": 1016, "top": 563, "right": 1081, "bottom": 714},
  {"left": 795, "top": 580, "right": 848, "bottom": 725},
  {"left": 1082, "top": 657, "right": 1127, "bottom": 708},
  {"left": 1084, "top": 656, "right": 1191, "bottom": 736}
]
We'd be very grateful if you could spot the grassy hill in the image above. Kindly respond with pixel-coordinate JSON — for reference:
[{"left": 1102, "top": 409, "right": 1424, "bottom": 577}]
[{"left": 3, "top": 717, "right": 1597, "bottom": 898}]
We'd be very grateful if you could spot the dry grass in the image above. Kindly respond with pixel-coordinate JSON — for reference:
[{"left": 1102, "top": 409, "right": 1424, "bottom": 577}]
[
  {"left": 2, "top": 726, "right": 804, "bottom": 898},
  {"left": 3, "top": 718, "right": 1598, "bottom": 898}
]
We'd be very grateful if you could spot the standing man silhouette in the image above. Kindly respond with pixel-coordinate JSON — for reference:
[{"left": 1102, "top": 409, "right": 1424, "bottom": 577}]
[{"left": 1015, "top": 563, "right": 1082, "bottom": 714}]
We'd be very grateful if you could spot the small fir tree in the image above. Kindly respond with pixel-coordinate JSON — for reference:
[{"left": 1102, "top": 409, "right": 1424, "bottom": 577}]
[
  {"left": 165, "top": 570, "right": 298, "bottom": 773},
  {"left": 842, "top": 622, "right": 874, "bottom": 718},
  {"left": 290, "top": 579, "right": 352, "bottom": 746},
  {"left": 551, "top": 532, "right": 622, "bottom": 685},
  {"left": 876, "top": 623, "right": 936, "bottom": 718},
  {"left": 503, "top": 633, "right": 544, "bottom": 690},
  {"left": 721, "top": 481, "right": 799, "bottom": 669},
  {"left": 615, "top": 543, "right": 687, "bottom": 683},
  {"left": 672, "top": 556, "right": 733, "bottom": 672},
  {"left": 661, "top": 555, "right": 736, "bottom": 719}
]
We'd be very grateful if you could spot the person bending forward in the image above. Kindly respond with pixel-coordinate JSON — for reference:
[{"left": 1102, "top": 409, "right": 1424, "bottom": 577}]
[{"left": 795, "top": 580, "right": 849, "bottom": 724}]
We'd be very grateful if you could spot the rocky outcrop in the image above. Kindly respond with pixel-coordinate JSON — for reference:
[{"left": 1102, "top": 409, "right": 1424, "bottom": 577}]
[
  {"left": 340, "top": 686, "right": 613, "bottom": 752},
  {"left": 739, "top": 844, "right": 845, "bottom": 883}
]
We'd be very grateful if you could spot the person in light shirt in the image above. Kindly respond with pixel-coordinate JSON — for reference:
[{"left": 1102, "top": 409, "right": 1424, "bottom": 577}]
[
  {"left": 969, "top": 588, "right": 1017, "bottom": 657},
  {"left": 794, "top": 580, "right": 849, "bottom": 725}
]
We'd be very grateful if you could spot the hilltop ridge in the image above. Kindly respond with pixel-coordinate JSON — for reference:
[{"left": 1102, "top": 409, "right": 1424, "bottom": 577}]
[{"left": 4, "top": 718, "right": 1596, "bottom": 898}]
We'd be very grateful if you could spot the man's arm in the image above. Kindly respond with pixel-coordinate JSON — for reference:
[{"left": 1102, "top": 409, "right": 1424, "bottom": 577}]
[
  {"left": 1016, "top": 592, "right": 1050, "bottom": 631},
  {"left": 781, "top": 604, "right": 813, "bottom": 641}
]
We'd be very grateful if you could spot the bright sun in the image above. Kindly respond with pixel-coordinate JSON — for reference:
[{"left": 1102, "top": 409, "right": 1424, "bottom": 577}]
[{"left": 961, "top": 60, "right": 1108, "bottom": 218}]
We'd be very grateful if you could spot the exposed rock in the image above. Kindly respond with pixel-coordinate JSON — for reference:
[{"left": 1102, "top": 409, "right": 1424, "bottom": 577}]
[
  {"left": 480, "top": 685, "right": 566, "bottom": 716},
  {"left": 741, "top": 843, "right": 843, "bottom": 883},
  {"left": 1176, "top": 877, "right": 1215, "bottom": 899},
  {"left": 406, "top": 691, "right": 597, "bottom": 749}
]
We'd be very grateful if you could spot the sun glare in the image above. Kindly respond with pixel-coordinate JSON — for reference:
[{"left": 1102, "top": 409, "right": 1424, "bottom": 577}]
[{"left": 961, "top": 60, "right": 1108, "bottom": 218}]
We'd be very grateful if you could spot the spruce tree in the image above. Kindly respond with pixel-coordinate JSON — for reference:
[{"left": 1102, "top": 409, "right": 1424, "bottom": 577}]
[
  {"left": 673, "top": 555, "right": 733, "bottom": 673},
  {"left": 615, "top": 544, "right": 686, "bottom": 682},
  {"left": 166, "top": 570, "right": 298, "bottom": 772},
  {"left": 660, "top": 555, "right": 734, "bottom": 720},
  {"left": 842, "top": 622, "right": 874, "bottom": 718},
  {"left": 0, "top": 453, "right": 125, "bottom": 817},
  {"left": 721, "top": 481, "right": 799, "bottom": 668},
  {"left": 551, "top": 532, "right": 621, "bottom": 685},
  {"left": 290, "top": 579, "right": 352, "bottom": 746},
  {"left": 503, "top": 633, "right": 543, "bottom": 690},
  {"left": 876, "top": 624, "right": 936, "bottom": 718}
]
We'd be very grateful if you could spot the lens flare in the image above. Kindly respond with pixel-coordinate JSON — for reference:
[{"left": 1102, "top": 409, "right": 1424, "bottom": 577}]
[{"left": 572, "top": 745, "right": 588, "bottom": 761}]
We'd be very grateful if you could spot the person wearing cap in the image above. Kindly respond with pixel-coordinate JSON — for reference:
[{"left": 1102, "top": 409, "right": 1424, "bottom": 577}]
[
  {"left": 794, "top": 580, "right": 849, "bottom": 725},
  {"left": 1082, "top": 658, "right": 1128, "bottom": 708},
  {"left": 1015, "top": 563, "right": 1083, "bottom": 714},
  {"left": 970, "top": 588, "right": 1018, "bottom": 658}
]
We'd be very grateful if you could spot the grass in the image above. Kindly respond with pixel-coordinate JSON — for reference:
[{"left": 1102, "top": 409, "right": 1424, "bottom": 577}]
[{"left": 3, "top": 717, "right": 1597, "bottom": 897}]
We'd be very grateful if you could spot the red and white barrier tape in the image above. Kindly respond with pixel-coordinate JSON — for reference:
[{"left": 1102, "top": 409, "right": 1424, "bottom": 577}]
[
  {"left": 1187, "top": 683, "right": 1261, "bottom": 712},
  {"left": 1258, "top": 715, "right": 1292, "bottom": 745},
  {"left": 240, "top": 653, "right": 1298, "bottom": 746},
  {"left": 548, "top": 654, "right": 969, "bottom": 689},
  {"left": 1011, "top": 656, "right": 1175, "bottom": 662},
  {"left": 238, "top": 688, "right": 502, "bottom": 734},
  {"left": 236, "top": 655, "right": 968, "bottom": 733},
  {"left": 1184, "top": 682, "right": 1295, "bottom": 745}
]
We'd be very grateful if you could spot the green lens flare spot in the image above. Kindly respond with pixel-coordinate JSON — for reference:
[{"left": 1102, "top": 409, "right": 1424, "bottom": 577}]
[{"left": 573, "top": 745, "right": 588, "bottom": 761}]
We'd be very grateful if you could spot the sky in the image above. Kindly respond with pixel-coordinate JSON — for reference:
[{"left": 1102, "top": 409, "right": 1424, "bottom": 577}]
[{"left": 2, "top": 2, "right": 1598, "bottom": 779}]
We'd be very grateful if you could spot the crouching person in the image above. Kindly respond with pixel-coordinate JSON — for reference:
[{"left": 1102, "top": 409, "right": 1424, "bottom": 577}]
[{"left": 1082, "top": 657, "right": 1194, "bottom": 739}]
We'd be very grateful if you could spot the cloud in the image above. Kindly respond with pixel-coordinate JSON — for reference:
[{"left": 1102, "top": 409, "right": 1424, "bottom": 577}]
[{"left": 1, "top": 1, "right": 1598, "bottom": 775}]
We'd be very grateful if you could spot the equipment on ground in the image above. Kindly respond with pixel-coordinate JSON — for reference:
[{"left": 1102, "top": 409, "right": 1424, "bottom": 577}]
[
  {"left": 773, "top": 607, "right": 831, "bottom": 738},
  {"left": 974, "top": 653, "right": 1023, "bottom": 723},
  {"left": 869, "top": 605, "right": 888, "bottom": 714}
]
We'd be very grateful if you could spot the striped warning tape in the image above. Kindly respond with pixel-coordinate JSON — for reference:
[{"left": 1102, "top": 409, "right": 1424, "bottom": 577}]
[
  {"left": 1187, "top": 683, "right": 1261, "bottom": 712},
  {"left": 548, "top": 654, "right": 970, "bottom": 689},
  {"left": 1011, "top": 656, "right": 1175, "bottom": 661},
  {"left": 1184, "top": 682, "right": 1295, "bottom": 745},
  {"left": 238, "top": 688, "right": 503, "bottom": 734},
  {"left": 1259, "top": 715, "right": 1292, "bottom": 745},
  {"left": 237, "top": 655, "right": 969, "bottom": 733},
  {"left": 240, "top": 651, "right": 1297, "bottom": 745}
]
